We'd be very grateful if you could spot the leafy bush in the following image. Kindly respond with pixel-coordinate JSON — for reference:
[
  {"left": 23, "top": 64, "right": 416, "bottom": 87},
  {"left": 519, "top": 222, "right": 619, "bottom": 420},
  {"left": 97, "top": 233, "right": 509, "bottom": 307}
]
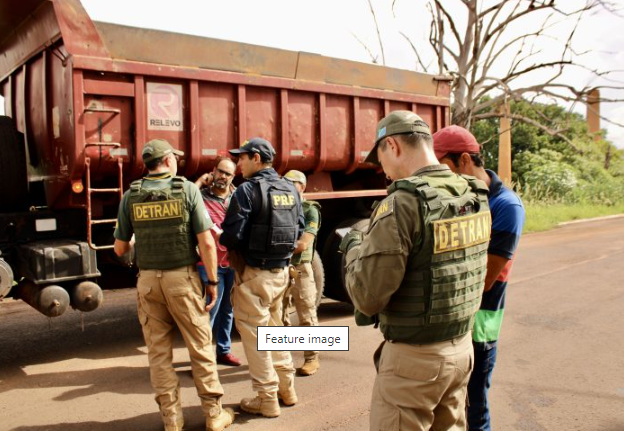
[
  {"left": 470, "top": 97, "right": 624, "bottom": 210},
  {"left": 522, "top": 163, "right": 578, "bottom": 201}
]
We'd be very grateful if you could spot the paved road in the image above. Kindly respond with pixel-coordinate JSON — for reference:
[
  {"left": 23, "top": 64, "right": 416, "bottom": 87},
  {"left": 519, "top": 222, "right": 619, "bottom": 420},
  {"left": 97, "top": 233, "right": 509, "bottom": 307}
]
[{"left": 1, "top": 217, "right": 623, "bottom": 431}]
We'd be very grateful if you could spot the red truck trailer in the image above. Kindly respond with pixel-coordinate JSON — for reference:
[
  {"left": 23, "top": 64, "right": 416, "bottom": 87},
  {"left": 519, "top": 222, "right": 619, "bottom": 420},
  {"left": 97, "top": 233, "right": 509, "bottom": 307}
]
[{"left": 0, "top": 0, "right": 451, "bottom": 317}]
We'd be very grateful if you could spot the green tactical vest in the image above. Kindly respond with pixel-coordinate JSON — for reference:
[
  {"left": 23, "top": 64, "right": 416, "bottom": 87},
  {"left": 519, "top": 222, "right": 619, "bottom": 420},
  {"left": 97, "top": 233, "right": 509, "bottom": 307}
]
[
  {"left": 127, "top": 176, "right": 199, "bottom": 270},
  {"left": 379, "top": 173, "right": 491, "bottom": 344},
  {"left": 291, "top": 200, "right": 321, "bottom": 265}
]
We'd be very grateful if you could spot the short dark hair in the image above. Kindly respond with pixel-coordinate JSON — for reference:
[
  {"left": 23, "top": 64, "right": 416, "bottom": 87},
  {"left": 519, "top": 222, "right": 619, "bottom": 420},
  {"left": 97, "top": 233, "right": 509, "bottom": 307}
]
[
  {"left": 145, "top": 156, "right": 165, "bottom": 171},
  {"left": 379, "top": 132, "right": 433, "bottom": 151},
  {"left": 444, "top": 152, "right": 484, "bottom": 168},
  {"left": 241, "top": 151, "right": 273, "bottom": 164}
]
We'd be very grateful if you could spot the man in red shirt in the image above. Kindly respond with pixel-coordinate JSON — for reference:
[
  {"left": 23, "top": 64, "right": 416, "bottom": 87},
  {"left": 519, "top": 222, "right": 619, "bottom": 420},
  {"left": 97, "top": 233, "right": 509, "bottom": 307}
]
[{"left": 195, "top": 157, "right": 242, "bottom": 367}]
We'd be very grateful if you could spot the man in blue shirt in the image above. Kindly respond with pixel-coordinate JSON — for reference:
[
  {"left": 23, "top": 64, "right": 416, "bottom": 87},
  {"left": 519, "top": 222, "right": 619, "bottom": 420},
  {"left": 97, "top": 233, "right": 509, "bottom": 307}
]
[
  {"left": 220, "top": 138, "right": 305, "bottom": 418},
  {"left": 433, "top": 126, "right": 525, "bottom": 431}
]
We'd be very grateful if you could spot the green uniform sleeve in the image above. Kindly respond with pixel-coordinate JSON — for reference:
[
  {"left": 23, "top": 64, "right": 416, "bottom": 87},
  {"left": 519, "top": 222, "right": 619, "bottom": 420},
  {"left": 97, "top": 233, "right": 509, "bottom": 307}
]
[
  {"left": 304, "top": 203, "right": 320, "bottom": 236},
  {"left": 113, "top": 192, "right": 133, "bottom": 242},
  {"left": 186, "top": 181, "right": 214, "bottom": 234},
  {"left": 344, "top": 191, "right": 421, "bottom": 316}
]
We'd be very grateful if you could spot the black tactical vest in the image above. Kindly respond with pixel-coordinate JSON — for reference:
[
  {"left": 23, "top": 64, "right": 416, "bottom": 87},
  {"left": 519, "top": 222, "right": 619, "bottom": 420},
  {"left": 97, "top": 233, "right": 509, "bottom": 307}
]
[{"left": 246, "top": 176, "right": 300, "bottom": 265}]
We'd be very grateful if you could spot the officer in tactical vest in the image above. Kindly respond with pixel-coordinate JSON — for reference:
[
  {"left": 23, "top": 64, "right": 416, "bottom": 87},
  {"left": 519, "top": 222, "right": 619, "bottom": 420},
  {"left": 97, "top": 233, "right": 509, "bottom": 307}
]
[
  {"left": 113, "top": 139, "right": 234, "bottom": 431},
  {"left": 220, "top": 138, "right": 305, "bottom": 418},
  {"left": 281, "top": 170, "right": 322, "bottom": 376},
  {"left": 340, "top": 112, "right": 491, "bottom": 431}
]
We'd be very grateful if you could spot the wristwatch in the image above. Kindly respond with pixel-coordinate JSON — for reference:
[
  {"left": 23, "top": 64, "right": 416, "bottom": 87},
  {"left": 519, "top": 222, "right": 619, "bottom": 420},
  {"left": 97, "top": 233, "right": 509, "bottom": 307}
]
[{"left": 206, "top": 279, "right": 219, "bottom": 286}]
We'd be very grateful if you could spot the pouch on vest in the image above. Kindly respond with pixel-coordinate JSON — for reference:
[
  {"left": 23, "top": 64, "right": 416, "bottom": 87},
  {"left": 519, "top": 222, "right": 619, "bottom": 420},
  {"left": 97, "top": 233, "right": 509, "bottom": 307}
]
[{"left": 249, "top": 178, "right": 299, "bottom": 257}]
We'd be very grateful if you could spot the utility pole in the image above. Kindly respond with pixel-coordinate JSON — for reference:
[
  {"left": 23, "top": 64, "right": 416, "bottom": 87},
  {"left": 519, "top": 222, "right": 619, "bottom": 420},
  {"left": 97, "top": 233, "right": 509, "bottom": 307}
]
[
  {"left": 587, "top": 88, "right": 601, "bottom": 141},
  {"left": 498, "top": 101, "right": 512, "bottom": 187}
]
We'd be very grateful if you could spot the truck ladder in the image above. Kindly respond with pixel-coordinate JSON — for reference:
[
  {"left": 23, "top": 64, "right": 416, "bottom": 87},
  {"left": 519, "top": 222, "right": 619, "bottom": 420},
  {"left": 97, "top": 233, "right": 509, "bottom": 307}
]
[{"left": 84, "top": 156, "right": 124, "bottom": 250}]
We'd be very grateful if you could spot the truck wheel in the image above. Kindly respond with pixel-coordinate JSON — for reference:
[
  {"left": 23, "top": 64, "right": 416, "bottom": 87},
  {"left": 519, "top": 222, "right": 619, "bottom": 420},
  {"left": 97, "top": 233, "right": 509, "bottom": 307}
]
[
  {"left": 311, "top": 249, "right": 325, "bottom": 308},
  {"left": 0, "top": 116, "right": 28, "bottom": 212},
  {"left": 322, "top": 218, "right": 370, "bottom": 304}
]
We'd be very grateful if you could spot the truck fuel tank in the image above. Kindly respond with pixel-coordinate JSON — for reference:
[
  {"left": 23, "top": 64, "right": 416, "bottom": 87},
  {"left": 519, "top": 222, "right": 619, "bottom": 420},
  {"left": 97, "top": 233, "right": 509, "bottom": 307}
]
[
  {"left": 15, "top": 282, "right": 70, "bottom": 317},
  {"left": 70, "top": 281, "right": 103, "bottom": 312}
]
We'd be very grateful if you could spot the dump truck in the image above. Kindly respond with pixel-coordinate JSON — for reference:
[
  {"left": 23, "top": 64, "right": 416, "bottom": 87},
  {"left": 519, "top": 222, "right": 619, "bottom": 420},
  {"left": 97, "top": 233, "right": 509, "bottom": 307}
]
[{"left": 0, "top": 0, "right": 451, "bottom": 317}]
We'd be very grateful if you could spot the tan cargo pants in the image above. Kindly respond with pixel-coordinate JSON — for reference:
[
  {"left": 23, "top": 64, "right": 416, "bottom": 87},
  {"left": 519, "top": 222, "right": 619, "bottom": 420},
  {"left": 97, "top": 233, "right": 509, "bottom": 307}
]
[
  {"left": 282, "top": 262, "right": 319, "bottom": 360},
  {"left": 136, "top": 266, "right": 224, "bottom": 426},
  {"left": 370, "top": 333, "right": 473, "bottom": 431},
  {"left": 232, "top": 265, "right": 295, "bottom": 394}
]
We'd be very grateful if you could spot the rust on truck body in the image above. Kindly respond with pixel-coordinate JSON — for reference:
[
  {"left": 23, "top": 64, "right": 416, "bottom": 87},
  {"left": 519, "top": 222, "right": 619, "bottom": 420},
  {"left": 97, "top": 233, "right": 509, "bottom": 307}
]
[
  {"left": 1, "top": 0, "right": 450, "bottom": 210},
  {"left": 0, "top": 0, "right": 452, "bottom": 305}
]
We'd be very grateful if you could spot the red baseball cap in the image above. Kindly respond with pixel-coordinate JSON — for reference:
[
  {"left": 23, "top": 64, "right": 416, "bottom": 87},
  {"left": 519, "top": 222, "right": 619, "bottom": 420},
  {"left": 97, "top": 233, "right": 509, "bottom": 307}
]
[{"left": 432, "top": 125, "right": 481, "bottom": 160}]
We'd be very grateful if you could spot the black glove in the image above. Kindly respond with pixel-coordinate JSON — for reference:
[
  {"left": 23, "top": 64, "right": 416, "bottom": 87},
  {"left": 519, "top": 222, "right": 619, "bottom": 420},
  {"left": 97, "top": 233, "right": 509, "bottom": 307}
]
[
  {"left": 354, "top": 309, "right": 379, "bottom": 327},
  {"left": 339, "top": 229, "right": 363, "bottom": 254}
]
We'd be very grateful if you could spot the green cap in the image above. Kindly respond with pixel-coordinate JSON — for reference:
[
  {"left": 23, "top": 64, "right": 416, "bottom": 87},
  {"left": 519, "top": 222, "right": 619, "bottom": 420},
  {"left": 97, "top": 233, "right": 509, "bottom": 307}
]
[
  {"left": 142, "top": 139, "right": 184, "bottom": 164},
  {"left": 364, "top": 111, "right": 431, "bottom": 166},
  {"left": 283, "top": 170, "right": 307, "bottom": 186}
]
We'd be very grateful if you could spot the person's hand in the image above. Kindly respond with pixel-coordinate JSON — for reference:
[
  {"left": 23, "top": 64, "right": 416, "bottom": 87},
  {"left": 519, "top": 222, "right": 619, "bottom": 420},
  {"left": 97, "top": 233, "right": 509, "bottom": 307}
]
[
  {"left": 195, "top": 173, "right": 214, "bottom": 188},
  {"left": 339, "top": 229, "right": 363, "bottom": 254},
  {"left": 205, "top": 284, "right": 218, "bottom": 312}
]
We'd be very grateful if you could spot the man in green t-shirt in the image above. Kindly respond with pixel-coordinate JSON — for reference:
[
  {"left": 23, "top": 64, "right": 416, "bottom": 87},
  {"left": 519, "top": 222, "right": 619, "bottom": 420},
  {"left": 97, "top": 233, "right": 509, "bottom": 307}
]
[
  {"left": 282, "top": 170, "right": 322, "bottom": 376},
  {"left": 113, "top": 139, "right": 234, "bottom": 431}
]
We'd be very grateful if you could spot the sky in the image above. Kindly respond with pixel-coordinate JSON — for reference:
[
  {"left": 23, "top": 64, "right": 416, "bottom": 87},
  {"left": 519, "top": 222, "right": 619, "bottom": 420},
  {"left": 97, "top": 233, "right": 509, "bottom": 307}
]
[{"left": 2, "top": 0, "right": 624, "bottom": 147}]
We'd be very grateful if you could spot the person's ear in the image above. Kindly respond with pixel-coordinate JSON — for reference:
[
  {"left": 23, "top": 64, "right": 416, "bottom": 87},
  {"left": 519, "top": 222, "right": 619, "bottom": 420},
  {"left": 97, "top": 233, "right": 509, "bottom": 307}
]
[
  {"left": 389, "top": 137, "right": 401, "bottom": 157},
  {"left": 460, "top": 152, "right": 472, "bottom": 169}
]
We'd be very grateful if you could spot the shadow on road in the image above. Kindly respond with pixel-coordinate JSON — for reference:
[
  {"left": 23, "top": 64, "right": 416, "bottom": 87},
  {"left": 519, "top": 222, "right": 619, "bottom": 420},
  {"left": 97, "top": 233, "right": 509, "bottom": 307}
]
[
  {"left": 317, "top": 300, "right": 355, "bottom": 322},
  {"left": 13, "top": 403, "right": 289, "bottom": 431}
]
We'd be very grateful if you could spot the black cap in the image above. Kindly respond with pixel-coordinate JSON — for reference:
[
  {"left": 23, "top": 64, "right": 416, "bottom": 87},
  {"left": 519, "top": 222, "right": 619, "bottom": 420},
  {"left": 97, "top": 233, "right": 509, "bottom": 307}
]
[{"left": 229, "top": 137, "right": 276, "bottom": 162}]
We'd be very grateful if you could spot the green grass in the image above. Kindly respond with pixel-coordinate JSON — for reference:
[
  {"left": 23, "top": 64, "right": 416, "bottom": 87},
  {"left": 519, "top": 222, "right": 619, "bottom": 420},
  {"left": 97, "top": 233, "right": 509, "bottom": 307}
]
[{"left": 524, "top": 203, "right": 624, "bottom": 233}]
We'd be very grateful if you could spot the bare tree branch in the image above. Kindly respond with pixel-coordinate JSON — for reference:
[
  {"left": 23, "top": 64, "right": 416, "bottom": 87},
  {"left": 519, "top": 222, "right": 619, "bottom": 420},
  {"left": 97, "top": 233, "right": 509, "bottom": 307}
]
[
  {"left": 399, "top": 32, "right": 430, "bottom": 73},
  {"left": 350, "top": 32, "right": 378, "bottom": 64},
  {"left": 435, "top": 2, "right": 445, "bottom": 74},
  {"left": 432, "top": 0, "right": 463, "bottom": 47},
  {"left": 474, "top": 111, "right": 584, "bottom": 154},
  {"left": 386, "top": 0, "right": 624, "bottom": 149},
  {"left": 367, "top": 0, "right": 386, "bottom": 66}
]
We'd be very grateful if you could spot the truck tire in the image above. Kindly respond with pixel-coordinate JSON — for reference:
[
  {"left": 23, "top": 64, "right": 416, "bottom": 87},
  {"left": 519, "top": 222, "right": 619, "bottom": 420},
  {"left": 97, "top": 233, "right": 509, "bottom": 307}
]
[
  {"left": 0, "top": 116, "right": 28, "bottom": 212},
  {"left": 322, "top": 218, "right": 370, "bottom": 304},
  {"left": 311, "top": 249, "right": 325, "bottom": 308}
]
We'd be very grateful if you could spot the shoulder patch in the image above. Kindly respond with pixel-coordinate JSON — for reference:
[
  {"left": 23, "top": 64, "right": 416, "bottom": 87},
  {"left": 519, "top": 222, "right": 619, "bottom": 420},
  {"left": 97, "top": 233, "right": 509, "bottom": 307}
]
[{"left": 372, "top": 196, "right": 395, "bottom": 223}]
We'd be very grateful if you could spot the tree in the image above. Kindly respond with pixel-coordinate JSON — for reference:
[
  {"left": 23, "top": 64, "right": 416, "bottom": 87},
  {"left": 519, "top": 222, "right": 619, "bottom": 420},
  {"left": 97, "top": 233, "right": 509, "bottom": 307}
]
[
  {"left": 471, "top": 97, "right": 594, "bottom": 169},
  {"left": 470, "top": 97, "right": 624, "bottom": 203},
  {"left": 364, "top": 0, "right": 624, "bottom": 153}
]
